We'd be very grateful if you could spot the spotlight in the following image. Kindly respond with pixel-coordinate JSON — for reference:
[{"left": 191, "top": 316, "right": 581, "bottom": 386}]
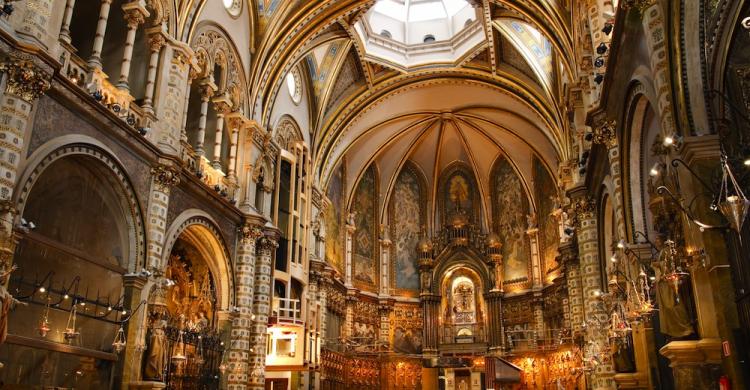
[
  {"left": 92, "top": 90, "right": 103, "bottom": 101},
  {"left": 196, "top": 170, "right": 204, "bottom": 179},
  {"left": 579, "top": 167, "right": 586, "bottom": 175},
  {"left": 602, "top": 22, "right": 613, "bottom": 35},
  {"left": 662, "top": 134, "right": 682, "bottom": 148},
  {"left": 744, "top": 158, "right": 750, "bottom": 167},
  {"left": 610, "top": 255, "right": 617, "bottom": 263},
  {"left": 596, "top": 42, "right": 608, "bottom": 55},
  {"left": 121, "top": 310, "right": 127, "bottom": 315},
  {"left": 137, "top": 127, "right": 149, "bottom": 136},
  {"left": 38, "top": 286, "right": 46, "bottom": 293},
  {"left": 126, "top": 114, "right": 136, "bottom": 126},
  {"left": 585, "top": 132, "right": 594, "bottom": 142},
  {"left": 63, "top": 294, "right": 69, "bottom": 300},
  {"left": 111, "top": 103, "right": 121, "bottom": 113},
  {"left": 214, "top": 184, "right": 221, "bottom": 192},
  {"left": 594, "top": 73, "right": 604, "bottom": 84},
  {"left": 617, "top": 239, "right": 626, "bottom": 249},
  {"left": 594, "top": 56, "right": 605, "bottom": 68},
  {"left": 1, "top": 3, "right": 14, "bottom": 15},
  {"left": 582, "top": 150, "right": 590, "bottom": 159},
  {"left": 649, "top": 163, "right": 662, "bottom": 177}
]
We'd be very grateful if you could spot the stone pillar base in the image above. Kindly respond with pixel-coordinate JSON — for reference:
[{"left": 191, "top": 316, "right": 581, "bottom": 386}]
[
  {"left": 129, "top": 381, "right": 166, "bottom": 389},
  {"left": 613, "top": 372, "right": 650, "bottom": 389},
  {"left": 659, "top": 339, "right": 723, "bottom": 389}
]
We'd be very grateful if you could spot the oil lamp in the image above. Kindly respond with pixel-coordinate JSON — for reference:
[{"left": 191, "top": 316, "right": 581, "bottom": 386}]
[{"left": 112, "top": 325, "right": 127, "bottom": 353}]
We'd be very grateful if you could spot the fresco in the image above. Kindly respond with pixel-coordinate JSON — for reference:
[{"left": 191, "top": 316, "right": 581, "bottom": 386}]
[
  {"left": 353, "top": 166, "right": 378, "bottom": 291},
  {"left": 390, "top": 165, "right": 422, "bottom": 292},
  {"left": 441, "top": 167, "right": 476, "bottom": 224},
  {"left": 324, "top": 163, "right": 344, "bottom": 274},
  {"left": 491, "top": 157, "right": 531, "bottom": 283},
  {"left": 534, "top": 156, "right": 560, "bottom": 273}
]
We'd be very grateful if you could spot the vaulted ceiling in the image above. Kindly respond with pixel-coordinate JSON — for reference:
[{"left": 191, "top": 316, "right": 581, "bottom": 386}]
[{"left": 246, "top": 0, "right": 579, "bottom": 211}]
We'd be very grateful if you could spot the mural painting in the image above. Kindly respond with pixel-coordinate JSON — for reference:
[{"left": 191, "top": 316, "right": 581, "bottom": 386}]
[
  {"left": 325, "top": 163, "right": 344, "bottom": 274},
  {"left": 491, "top": 157, "right": 531, "bottom": 283},
  {"left": 533, "top": 156, "right": 560, "bottom": 273},
  {"left": 390, "top": 164, "right": 422, "bottom": 293},
  {"left": 391, "top": 304, "right": 423, "bottom": 355},
  {"left": 353, "top": 166, "right": 378, "bottom": 291},
  {"left": 441, "top": 166, "right": 477, "bottom": 224}
]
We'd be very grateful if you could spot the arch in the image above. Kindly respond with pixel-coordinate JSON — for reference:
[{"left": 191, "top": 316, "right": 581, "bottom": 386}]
[
  {"left": 162, "top": 209, "right": 235, "bottom": 311},
  {"left": 190, "top": 22, "right": 249, "bottom": 109},
  {"left": 622, "top": 81, "right": 660, "bottom": 241},
  {"left": 15, "top": 136, "right": 146, "bottom": 272},
  {"left": 273, "top": 115, "right": 305, "bottom": 152},
  {"left": 430, "top": 247, "right": 492, "bottom": 295}
]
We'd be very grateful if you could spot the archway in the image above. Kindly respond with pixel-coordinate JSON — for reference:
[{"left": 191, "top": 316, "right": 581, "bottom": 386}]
[{"left": 1, "top": 154, "right": 142, "bottom": 388}]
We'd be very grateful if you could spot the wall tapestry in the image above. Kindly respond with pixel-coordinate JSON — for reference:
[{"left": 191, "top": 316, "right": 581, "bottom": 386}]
[
  {"left": 390, "top": 164, "right": 423, "bottom": 293},
  {"left": 353, "top": 165, "right": 378, "bottom": 291},
  {"left": 533, "top": 156, "right": 560, "bottom": 274},
  {"left": 325, "top": 162, "right": 344, "bottom": 275},
  {"left": 491, "top": 157, "right": 531, "bottom": 284}
]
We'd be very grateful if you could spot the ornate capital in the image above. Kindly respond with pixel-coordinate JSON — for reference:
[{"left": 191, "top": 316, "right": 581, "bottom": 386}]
[
  {"left": 151, "top": 164, "right": 181, "bottom": 189},
  {"left": 239, "top": 222, "right": 263, "bottom": 244},
  {"left": 212, "top": 93, "right": 233, "bottom": 115},
  {"left": 258, "top": 236, "right": 278, "bottom": 254},
  {"left": 569, "top": 197, "right": 596, "bottom": 227},
  {"left": 0, "top": 55, "right": 51, "bottom": 103},
  {"left": 592, "top": 120, "right": 618, "bottom": 149},
  {"left": 148, "top": 32, "right": 166, "bottom": 53},
  {"left": 124, "top": 9, "right": 146, "bottom": 28}
]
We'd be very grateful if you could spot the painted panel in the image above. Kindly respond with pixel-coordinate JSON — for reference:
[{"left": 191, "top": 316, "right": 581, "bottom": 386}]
[
  {"left": 534, "top": 156, "right": 560, "bottom": 274},
  {"left": 325, "top": 163, "right": 344, "bottom": 274},
  {"left": 390, "top": 166, "right": 422, "bottom": 293},
  {"left": 353, "top": 166, "right": 378, "bottom": 291},
  {"left": 491, "top": 157, "right": 531, "bottom": 284},
  {"left": 440, "top": 166, "right": 478, "bottom": 225}
]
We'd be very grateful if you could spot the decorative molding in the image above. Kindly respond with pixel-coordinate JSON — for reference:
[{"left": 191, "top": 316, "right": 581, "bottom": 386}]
[
  {"left": 621, "top": 0, "right": 656, "bottom": 14},
  {"left": 592, "top": 120, "right": 618, "bottom": 149},
  {"left": 0, "top": 54, "right": 51, "bottom": 103},
  {"left": 239, "top": 221, "right": 264, "bottom": 244},
  {"left": 151, "top": 164, "right": 181, "bottom": 190}
]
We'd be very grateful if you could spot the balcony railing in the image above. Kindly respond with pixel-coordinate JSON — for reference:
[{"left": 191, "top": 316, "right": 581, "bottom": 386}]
[{"left": 271, "top": 297, "right": 303, "bottom": 325}]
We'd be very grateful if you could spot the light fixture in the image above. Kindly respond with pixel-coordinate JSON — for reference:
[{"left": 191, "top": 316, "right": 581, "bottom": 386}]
[
  {"left": 112, "top": 325, "right": 127, "bottom": 353},
  {"left": 617, "top": 239, "right": 626, "bottom": 249},
  {"left": 718, "top": 156, "right": 750, "bottom": 233},
  {"left": 38, "top": 286, "right": 45, "bottom": 293},
  {"left": 744, "top": 158, "right": 750, "bottom": 166},
  {"left": 610, "top": 255, "right": 617, "bottom": 263},
  {"left": 594, "top": 73, "right": 604, "bottom": 84},
  {"left": 596, "top": 42, "right": 608, "bottom": 55},
  {"left": 594, "top": 57, "right": 605, "bottom": 68},
  {"left": 602, "top": 22, "right": 613, "bottom": 35},
  {"left": 649, "top": 163, "right": 662, "bottom": 177}
]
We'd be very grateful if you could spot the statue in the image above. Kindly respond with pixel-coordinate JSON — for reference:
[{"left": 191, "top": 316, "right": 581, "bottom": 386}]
[
  {"left": 144, "top": 307, "right": 169, "bottom": 381},
  {"left": 0, "top": 263, "right": 23, "bottom": 345},
  {"left": 652, "top": 235, "right": 694, "bottom": 338}
]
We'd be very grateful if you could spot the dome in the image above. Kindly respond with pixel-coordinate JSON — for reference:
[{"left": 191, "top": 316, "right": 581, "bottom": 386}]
[{"left": 353, "top": 0, "right": 485, "bottom": 70}]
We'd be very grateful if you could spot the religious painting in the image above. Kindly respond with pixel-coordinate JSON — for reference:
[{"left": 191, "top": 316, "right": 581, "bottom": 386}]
[
  {"left": 391, "top": 304, "right": 423, "bottom": 355},
  {"left": 491, "top": 157, "right": 531, "bottom": 283},
  {"left": 392, "top": 327, "right": 423, "bottom": 355},
  {"left": 439, "top": 164, "right": 478, "bottom": 225},
  {"left": 352, "top": 165, "right": 378, "bottom": 291},
  {"left": 325, "top": 163, "right": 344, "bottom": 274},
  {"left": 533, "top": 156, "right": 560, "bottom": 274},
  {"left": 390, "top": 163, "right": 423, "bottom": 293}
]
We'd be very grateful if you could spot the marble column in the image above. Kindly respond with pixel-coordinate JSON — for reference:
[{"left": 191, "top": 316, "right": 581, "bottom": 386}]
[
  {"left": 117, "top": 3, "right": 148, "bottom": 91},
  {"left": 0, "top": 55, "right": 50, "bottom": 268},
  {"left": 378, "top": 299, "right": 393, "bottom": 346},
  {"left": 485, "top": 290, "right": 503, "bottom": 353},
  {"left": 142, "top": 30, "right": 166, "bottom": 114},
  {"left": 17, "top": 0, "right": 54, "bottom": 47},
  {"left": 421, "top": 294, "right": 440, "bottom": 355},
  {"left": 248, "top": 235, "right": 278, "bottom": 390},
  {"left": 88, "top": 0, "right": 114, "bottom": 71},
  {"left": 211, "top": 96, "right": 232, "bottom": 171},
  {"left": 527, "top": 227, "right": 542, "bottom": 288},
  {"left": 344, "top": 221, "right": 355, "bottom": 287},
  {"left": 228, "top": 222, "right": 263, "bottom": 390},
  {"left": 146, "top": 165, "right": 180, "bottom": 270},
  {"left": 379, "top": 229, "right": 391, "bottom": 296},
  {"left": 571, "top": 194, "right": 615, "bottom": 389},
  {"left": 59, "top": 0, "right": 77, "bottom": 43},
  {"left": 194, "top": 79, "right": 216, "bottom": 159}
]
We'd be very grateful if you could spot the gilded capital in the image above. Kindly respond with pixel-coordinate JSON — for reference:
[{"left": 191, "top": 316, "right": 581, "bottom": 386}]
[
  {"left": 621, "top": 0, "right": 655, "bottom": 13},
  {"left": 239, "top": 222, "right": 264, "bottom": 243},
  {"left": 258, "top": 236, "right": 279, "bottom": 253},
  {"left": 0, "top": 55, "right": 51, "bottom": 103},
  {"left": 151, "top": 165, "right": 181, "bottom": 189},
  {"left": 148, "top": 33, "right": 167, "bottom": 53},
  {"left": 570, "top": 197, "right": 596, "bottom": 226},
  {"left": 592, "top": 120, "right": 617, "bottom": 149}
]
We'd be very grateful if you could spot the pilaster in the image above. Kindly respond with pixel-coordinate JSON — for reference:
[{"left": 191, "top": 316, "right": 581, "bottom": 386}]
[
  {"left": 248, "top": 233, "right": 278, "bottom": 390},
  {"left": 146, "top": 164, "right": 180, "bottom": 271}
]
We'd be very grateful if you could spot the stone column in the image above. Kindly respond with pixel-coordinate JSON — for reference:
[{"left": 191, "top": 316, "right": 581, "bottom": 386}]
[
  {"left": 248, "top": 235, "right": 278, "bottom": 390},
  {"left": 17, "top": 0, "right": 54, "bottom": 48},
  {"left": 379, "top": 228, "right": 391, "bottom": 296},
  {"left": 485, "top": 290, "right": 503, "bottom": 353},
  {"left": 421, "top": 294, "right": 440, "bottom": 355},
  {"left": 378, "top": 299, "right": 393, "bottom": 346},
  {"left": 559, "top": 242, "right": 581, "bottom": 332},
  {"left": 145, "top": 165, "right": 179, "bottom": 271},
  {"left": 117, "top": 3, "right": 148, "bottom": 91},
  {"left": 211, "top": 95, "right": 232, "bottom": 170},
  {"left": 344, "top": 221, "right": 355, "bottom": 287},
  {"left": 59, "top": 0, "right": 77, "bottom": 43},
  {"left": 120, "top": 274, "right": 148, "bottom": 385},
  {"left": 527, "top": 227, "right": 542, "bottom": 288},
  {"left": 343, "top": 290, "right": 357, "bottom": 341},
  {"left": 228, "top": 222, "right": 263, "bottom": 390},
  {"left": 142, "top": 30, "right": 166, "bottom": 114},
  {"left": 88, "top": 0, "right": 114, "bottom": 71},
  {"left": 571, "top": 194, "right": 615, "bottom": 389},
  {"left": 0, "top": 55, "right": 50, "bottom": 263},
  {"left": 194, "top": 78, "right": 216, "bottom": 159},
  {"left": 225, "top": 113, "right": 249, "bottom": 181}
]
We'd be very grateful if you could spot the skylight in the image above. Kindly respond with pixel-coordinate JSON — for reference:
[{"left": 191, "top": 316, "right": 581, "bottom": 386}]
[{"left": 354, "top": 0, "right": 485, "bottom": 70}]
